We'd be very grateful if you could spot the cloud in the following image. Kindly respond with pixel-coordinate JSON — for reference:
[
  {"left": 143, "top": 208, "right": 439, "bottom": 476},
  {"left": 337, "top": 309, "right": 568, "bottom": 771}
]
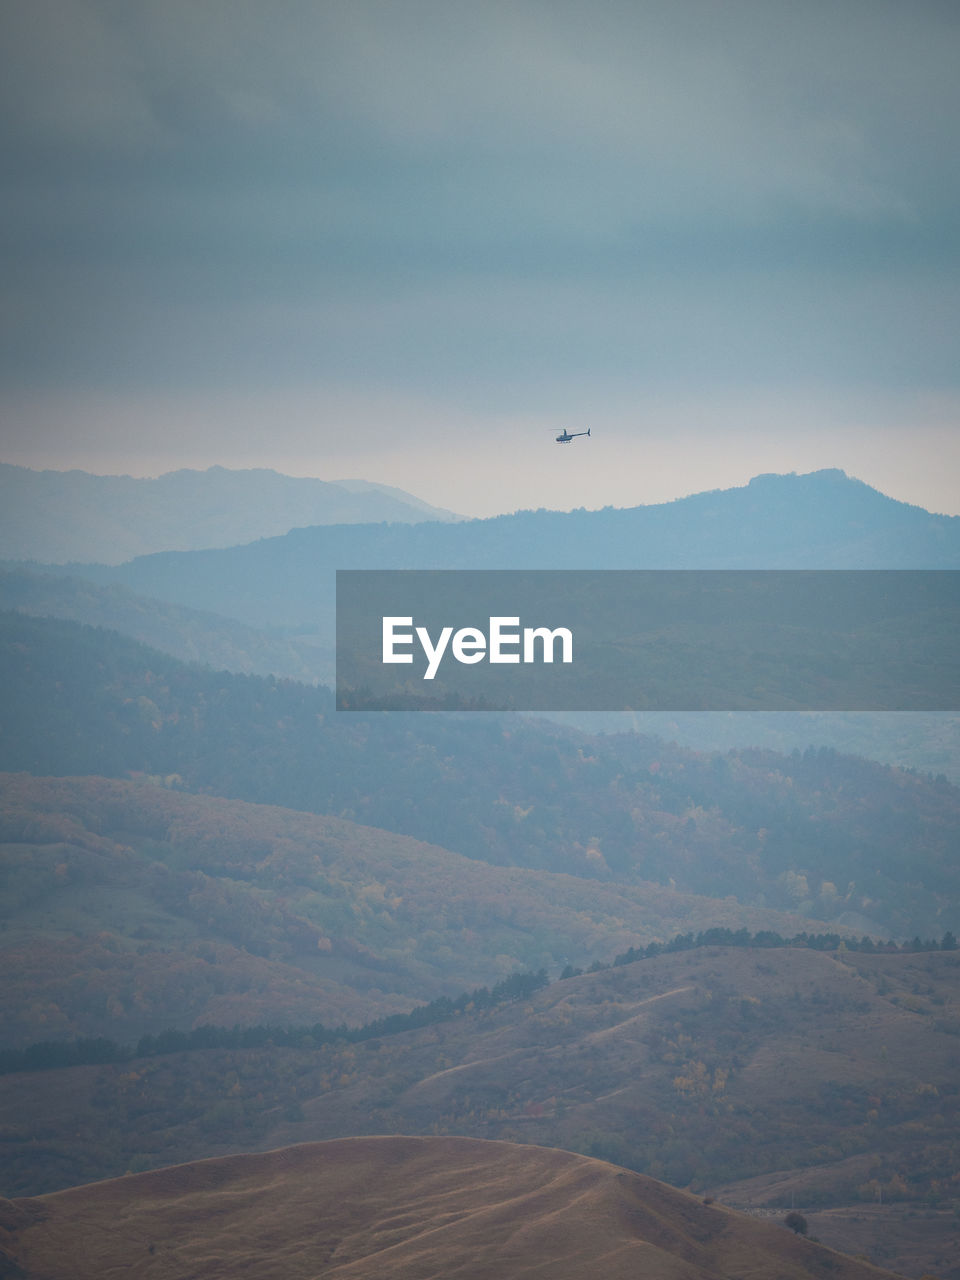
[
  {"left": 6, "top": 2, "right": 958, "bottom": 204},
  {"left": 0, "top": 0, "right": 957, "bottom": 499}
]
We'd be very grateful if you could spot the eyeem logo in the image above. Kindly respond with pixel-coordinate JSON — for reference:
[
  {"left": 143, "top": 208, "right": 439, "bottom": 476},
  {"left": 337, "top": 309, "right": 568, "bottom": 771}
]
[{"left": 383, "top": 616, "right": 573, "bottom": 680}]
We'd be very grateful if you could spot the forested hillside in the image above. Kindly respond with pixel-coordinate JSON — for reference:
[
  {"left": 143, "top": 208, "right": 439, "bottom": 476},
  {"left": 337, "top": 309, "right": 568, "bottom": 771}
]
[
  {"left": 2, "top": 611, "right": 958, "bottom": 938},
  {"left": 5, "top": 564, "right": 959, "bottom": 778},
  {"left": 0, "top": 566, "right": 332, "bottom": 682},
  {"left": 0, "top": 773, "right": 826, "bottom": 1049}
]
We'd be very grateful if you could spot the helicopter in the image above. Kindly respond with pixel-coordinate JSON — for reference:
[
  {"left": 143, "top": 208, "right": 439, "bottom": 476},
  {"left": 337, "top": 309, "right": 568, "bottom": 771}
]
[{"left": 555, "top": 428, "right": 591, "bottom": 444}]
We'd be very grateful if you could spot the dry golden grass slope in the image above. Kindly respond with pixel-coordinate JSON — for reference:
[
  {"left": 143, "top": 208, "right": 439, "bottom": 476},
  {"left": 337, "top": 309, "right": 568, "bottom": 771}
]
[{"left": 0, "top": 1136, "right": 898, "bottom": 1280}]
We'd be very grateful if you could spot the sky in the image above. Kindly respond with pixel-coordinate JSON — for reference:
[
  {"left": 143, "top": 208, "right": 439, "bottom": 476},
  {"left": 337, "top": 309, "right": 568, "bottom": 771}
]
[{"left": 1, "top": 0, "right": 959, "bottom": 517}]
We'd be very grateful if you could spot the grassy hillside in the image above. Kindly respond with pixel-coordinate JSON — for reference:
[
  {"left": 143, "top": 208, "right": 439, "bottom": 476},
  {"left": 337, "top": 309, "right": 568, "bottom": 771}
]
[
  {"left": 2, "top": 947, "right": 956, "bottom": 1273},
  {"left": 0, "top": 1136, "right": 898, "bottom": 1280}
]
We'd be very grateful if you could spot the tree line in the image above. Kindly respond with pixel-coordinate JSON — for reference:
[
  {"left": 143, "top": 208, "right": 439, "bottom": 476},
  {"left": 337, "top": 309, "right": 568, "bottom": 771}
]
[
  {"left": 0, "top": 968, "right": 549, "bottom": 1076},
  {"left": 4, "top": 927, "right": 957, "bottom": 1077}
]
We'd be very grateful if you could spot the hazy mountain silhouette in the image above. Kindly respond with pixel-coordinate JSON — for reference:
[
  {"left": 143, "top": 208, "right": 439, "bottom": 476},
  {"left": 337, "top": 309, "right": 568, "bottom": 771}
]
[
  {"left": 62, "top": 469, "right": 960, "bottom": 631},
  {"left": 0, "top": 463, "right": 462, "bottom": 565}
]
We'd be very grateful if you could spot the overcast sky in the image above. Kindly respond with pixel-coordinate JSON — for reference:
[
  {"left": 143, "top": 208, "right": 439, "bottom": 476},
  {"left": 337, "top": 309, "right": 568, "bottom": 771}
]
[{"left": 1, "top": 0, "right": 958, "bottom": 515}]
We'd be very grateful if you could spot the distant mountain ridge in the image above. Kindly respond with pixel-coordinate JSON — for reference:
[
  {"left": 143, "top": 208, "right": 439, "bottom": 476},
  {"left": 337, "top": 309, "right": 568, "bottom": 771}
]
[
  {"left": 5, "top": 468, "right": 958, "bottom": 777},
  {"left": 64, "top": 468, "right": 960, "bottom": 632},
  {"left": 0, "top": 463, "right": 462, "bottom": 564}
]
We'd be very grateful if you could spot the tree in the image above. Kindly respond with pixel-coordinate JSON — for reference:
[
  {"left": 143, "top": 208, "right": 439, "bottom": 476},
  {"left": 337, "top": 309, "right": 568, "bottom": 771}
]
[{"left": 784, "top": 1211, "right": 808, "bottom": 1235}]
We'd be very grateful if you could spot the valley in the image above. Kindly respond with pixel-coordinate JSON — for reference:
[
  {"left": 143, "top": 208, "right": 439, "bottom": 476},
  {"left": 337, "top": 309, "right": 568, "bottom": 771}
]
[{"left": 1, "top": 468, "right": 958, "bottom": 1278}]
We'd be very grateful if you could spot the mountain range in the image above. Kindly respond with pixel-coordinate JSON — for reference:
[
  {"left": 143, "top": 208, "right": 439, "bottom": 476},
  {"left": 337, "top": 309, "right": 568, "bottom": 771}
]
[
  {"left": 3, "top": 463, "right": 959, "bottom": 1279},
  {"left": 4, "top": 466, "right": 960, "bottom": 772},
  {"left": 48, "top": 470, "right": 960, "bottom": 639}
]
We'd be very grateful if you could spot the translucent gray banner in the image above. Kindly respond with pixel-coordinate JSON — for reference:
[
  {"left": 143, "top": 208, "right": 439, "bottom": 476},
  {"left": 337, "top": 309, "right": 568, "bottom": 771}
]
[{"left": 336, "top": 570, "right": 960, "bottom": 711}]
